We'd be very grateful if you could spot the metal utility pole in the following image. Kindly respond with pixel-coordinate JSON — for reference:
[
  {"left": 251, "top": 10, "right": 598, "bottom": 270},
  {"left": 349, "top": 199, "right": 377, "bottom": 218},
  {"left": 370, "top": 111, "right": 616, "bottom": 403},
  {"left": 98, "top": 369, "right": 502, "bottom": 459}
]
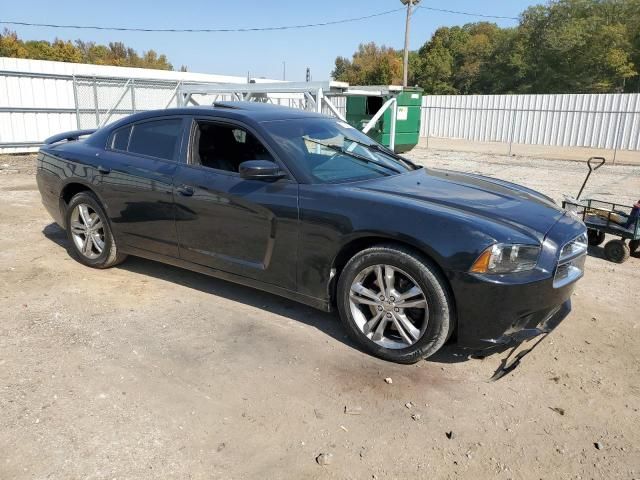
[
  {"left": 401, "top": 0, "right": 420, "bottom": 87},
  {"left": 282, "top": 61, "right": 286, "bottom": 80}
]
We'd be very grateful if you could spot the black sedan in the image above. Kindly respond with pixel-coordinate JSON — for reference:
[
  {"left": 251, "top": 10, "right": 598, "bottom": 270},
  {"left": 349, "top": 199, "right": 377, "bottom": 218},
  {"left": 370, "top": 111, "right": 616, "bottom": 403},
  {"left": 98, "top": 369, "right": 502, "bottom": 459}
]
[{"left": 36, "top": 102, "right": 587, "bottom": 363}]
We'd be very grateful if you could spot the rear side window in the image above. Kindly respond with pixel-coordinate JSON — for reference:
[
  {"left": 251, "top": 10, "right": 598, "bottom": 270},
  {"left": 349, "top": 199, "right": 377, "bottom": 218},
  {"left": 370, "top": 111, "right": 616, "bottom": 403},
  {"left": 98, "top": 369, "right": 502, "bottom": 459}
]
[
  {"left": 128, "top": 119, "right": 183, "bottom": 161},
  {"left": 110, "top": 126, "right": 131, "bottom": 151}
]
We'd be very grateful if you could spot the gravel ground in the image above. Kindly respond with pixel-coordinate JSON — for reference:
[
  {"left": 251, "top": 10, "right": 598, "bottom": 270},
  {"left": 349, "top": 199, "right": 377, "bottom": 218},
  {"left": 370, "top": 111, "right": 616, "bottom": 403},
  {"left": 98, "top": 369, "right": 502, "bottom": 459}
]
[{"left": 0, "top": 148, "right": 639, "bottom": 480}]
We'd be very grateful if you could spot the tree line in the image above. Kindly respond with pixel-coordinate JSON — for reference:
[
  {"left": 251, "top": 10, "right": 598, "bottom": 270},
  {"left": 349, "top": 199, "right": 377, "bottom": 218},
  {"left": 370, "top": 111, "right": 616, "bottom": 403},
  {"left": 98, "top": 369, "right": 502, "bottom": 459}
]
[
  {"left": 333, "top": 0, "right": 640, "bottom": 94},
  {"left": 0, "top": 29, "right": 178, "bottom": 71}
]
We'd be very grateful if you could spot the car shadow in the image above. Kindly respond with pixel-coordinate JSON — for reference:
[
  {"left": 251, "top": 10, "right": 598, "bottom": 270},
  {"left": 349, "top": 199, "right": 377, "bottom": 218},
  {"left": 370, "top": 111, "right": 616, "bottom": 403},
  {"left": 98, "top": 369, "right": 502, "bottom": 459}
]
[
  {"left": 42, "top": 223, "right": 357, "bottom": 349},
  {"left": 587, "top": 243, "right": 640, "bottom": 260},
  {"left": 43, "top": 222, "right": 70, "bottom": 246},
  {"left": 43, "top": 222, "right": 488, "bottom": 366},
  {"left": 587, "top": 245, "right": 606, "bottom": 260}
]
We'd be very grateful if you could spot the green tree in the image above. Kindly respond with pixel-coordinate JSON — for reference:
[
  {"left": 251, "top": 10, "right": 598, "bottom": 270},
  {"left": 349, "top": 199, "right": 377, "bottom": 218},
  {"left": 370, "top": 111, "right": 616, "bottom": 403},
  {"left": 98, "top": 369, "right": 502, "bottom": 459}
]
[
  {"left": 406, "top": 50, "right": 423, "bottom": 87},
  {"left": 414, "top": 26, "right": 469, "bottom": 94},
  {"left": 331, "top": 56, "right": 351, "bottom": 81},
  {"left": 518, "top": 0, "right": 637, "bottom": 93},
  {"left": 75, "top": 41, "right": 111, "bottom": 65},
  {"left": 142, "top": 50, "right": 173, "bottom": 70},
  {"left": 454, "top": 23, "right": 503, "bottom": 93},
  {"left": 23, "top": 40, "right": 55, "bottom": 60},
  {"left": 412, "top": 23, "right": 521, "bottom": 94},
  {"left": 332, "top": 42, "right": 402, "bottom": 85},
  {"left": 50, "top": 39, "right": 83, "bottom": 63},
  {"left": 0, "top": 30, "right": 175, "bottom": 71},
  {"left": 0, "top": 29, "right": 28, "bottom": 58},
  {"left": 332, "top": 0, "right": 639, "bottom": 94}
]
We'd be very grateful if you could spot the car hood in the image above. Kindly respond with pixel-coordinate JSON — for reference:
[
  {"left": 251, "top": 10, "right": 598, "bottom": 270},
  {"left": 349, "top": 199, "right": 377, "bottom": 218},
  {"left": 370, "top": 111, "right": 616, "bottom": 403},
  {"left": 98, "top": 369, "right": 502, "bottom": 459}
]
[{"left": 354, "top": 168, "right": 565, "bottom": 239}]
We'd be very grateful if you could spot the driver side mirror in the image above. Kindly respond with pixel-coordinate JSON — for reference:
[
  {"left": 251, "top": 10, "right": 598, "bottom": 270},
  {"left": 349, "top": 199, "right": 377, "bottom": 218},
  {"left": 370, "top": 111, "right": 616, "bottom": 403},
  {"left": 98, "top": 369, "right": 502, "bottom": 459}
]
[{"left": 239, "top": 160, "right": 285, "bottom": 180}]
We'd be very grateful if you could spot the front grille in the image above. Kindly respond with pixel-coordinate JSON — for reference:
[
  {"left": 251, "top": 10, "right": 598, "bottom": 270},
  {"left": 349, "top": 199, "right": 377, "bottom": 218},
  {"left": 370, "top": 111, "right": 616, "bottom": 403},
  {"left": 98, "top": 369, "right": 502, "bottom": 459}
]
[{"left": 553, "top": 233, "right": 588, "bottom": 288}]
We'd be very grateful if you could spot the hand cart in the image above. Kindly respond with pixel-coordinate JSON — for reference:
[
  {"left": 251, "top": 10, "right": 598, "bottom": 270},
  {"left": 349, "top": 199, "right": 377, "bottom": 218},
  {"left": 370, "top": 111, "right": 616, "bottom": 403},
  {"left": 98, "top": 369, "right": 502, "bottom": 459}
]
[{"left": 561, "top": 157, "right": 640, "bottom": 263}]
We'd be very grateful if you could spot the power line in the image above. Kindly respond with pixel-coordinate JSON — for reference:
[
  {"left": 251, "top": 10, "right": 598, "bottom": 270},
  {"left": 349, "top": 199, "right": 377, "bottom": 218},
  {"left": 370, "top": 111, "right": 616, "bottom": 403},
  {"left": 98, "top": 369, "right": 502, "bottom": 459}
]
[
  {"left": 0, "top": 7, "right": 405, "bottom": 33},
  {"left": 418, "top": 6, "right": 519, "bottom": 21},
  {"left": 0, "top": 5, "right": 522, "bottom": 34}
]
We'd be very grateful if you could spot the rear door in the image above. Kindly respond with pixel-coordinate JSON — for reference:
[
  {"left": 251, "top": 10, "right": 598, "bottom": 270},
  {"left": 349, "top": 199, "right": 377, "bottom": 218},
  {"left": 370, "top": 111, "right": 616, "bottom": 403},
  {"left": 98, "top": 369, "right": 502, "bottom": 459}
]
[
  {"left": 97, "top": 116, "right": 188, "bottom": 257},
  {"left": 172, "top": 117, "right": 299, "bottom": 290}
]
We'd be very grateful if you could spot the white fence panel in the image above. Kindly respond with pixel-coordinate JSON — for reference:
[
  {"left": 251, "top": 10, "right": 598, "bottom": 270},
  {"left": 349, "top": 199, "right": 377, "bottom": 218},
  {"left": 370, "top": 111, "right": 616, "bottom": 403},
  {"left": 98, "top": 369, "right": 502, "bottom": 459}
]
[
  {"left": 422, "top": 93, "right": 640, "bottom": 151},
  {"left": 2, "top": 58, "right": 639, "bottom": 155},
  {"left": 0, "top": 57, "right": 265, "bottom": 153}
]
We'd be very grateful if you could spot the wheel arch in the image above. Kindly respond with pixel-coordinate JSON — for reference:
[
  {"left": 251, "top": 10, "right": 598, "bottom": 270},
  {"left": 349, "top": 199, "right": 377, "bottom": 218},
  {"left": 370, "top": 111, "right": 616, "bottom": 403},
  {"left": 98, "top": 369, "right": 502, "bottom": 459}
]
[
  {"left": 59, "top": 182, "right": 105, "bottom": 229},
  {"left": 328, "top": 235, "right": 457, "bottom": 321}
]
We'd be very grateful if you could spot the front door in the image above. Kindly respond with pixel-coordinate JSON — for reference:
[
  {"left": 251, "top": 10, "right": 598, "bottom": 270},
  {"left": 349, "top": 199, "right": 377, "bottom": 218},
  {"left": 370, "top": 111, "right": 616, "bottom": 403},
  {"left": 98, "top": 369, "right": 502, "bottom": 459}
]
[{"left": 172, "top": 119, "right": 298, "bottom": 290}]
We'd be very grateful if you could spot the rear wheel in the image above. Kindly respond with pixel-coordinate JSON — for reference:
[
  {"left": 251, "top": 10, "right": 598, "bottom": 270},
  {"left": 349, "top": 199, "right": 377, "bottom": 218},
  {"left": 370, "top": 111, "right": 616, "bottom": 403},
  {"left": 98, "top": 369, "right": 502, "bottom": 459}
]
[
  {"left": 337, "top": 245, "right": 453, "bottom": 364},
  {"left": 65, "top": 191, "right": 127, "bottom": 268},
  {"left": 587, "top": 229, "right": 605, "bottom": 246},
  {"left": 629, "top": 239, "right": 640, "bottom": 255},
  {"left": 603, "top": 239, "right": 630, "bottom": 263}
]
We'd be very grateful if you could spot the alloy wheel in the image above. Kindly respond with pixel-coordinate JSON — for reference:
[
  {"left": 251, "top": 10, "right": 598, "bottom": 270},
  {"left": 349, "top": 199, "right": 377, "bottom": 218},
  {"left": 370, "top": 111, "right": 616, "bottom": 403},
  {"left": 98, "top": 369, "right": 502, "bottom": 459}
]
[
  {"left": 348, "top": 264, "right": 429, "bottom": 349},
  {"left": 69, "top": 203, "right": 105, "bottom": 260}
]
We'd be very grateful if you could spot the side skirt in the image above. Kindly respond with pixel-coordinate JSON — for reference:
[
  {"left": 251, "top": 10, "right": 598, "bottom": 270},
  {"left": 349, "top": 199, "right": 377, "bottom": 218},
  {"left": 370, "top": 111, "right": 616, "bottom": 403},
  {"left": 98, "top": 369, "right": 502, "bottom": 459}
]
[{"left": 120, "top": 245, "right": 331, "bottom": 312}]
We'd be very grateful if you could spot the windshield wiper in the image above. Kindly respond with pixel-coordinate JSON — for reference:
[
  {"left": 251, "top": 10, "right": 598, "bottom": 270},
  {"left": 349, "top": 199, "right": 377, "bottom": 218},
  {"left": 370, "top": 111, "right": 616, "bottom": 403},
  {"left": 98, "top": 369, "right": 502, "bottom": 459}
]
[
  {"left": 304, "top": 137, "right": 402, "bottom": 174},
  {"left": 342, "top": 137, "right": 418, "bottom": 170}
]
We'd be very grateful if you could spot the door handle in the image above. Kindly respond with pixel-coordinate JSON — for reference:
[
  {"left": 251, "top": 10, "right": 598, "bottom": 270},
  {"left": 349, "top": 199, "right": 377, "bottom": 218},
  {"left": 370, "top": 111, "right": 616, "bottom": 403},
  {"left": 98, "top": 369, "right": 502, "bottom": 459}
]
[
  {"left": 177, "top": 185, "right": 194, "bottom": 196},
  {"left": 97, "top": 166, "right": 111, "bottom": 174}
]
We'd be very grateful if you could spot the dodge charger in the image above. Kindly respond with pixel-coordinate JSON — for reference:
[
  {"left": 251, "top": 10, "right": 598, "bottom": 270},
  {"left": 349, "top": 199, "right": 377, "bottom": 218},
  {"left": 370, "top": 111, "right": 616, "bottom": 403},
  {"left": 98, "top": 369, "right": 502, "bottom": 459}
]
[{"left": 36, "top": 102, "right": 587, "bottom": 363}]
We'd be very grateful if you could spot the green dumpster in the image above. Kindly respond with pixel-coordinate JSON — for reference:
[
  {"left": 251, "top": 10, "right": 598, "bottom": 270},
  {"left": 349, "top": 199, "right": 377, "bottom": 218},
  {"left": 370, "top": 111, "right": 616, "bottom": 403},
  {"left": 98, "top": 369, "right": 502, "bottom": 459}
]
[{"left": 345, "top": 87, "right": 423, "bottom": 153}]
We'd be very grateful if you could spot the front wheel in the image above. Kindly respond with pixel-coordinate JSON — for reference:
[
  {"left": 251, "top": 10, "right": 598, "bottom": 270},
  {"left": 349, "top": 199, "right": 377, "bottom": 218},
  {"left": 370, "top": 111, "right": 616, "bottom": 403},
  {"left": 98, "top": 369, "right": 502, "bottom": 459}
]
[
  {"left": 65, "top": 191, "right": 127, "bottom": 268},
  {"left": 336, "top": 245, "right": 453, "bottom": 364}
]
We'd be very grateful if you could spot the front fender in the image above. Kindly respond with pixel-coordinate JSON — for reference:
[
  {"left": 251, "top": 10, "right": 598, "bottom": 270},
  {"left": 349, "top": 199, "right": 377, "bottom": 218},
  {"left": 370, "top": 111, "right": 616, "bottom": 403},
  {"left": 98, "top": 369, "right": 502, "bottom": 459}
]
[{"left": 297, "top": 184, "right": 539, "bottom": 302}]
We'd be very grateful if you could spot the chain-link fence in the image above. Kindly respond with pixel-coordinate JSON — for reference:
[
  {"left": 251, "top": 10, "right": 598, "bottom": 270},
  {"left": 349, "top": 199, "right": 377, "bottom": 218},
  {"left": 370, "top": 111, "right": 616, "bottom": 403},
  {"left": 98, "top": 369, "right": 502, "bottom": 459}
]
[
  {"left": 74, "top": 76, "right": 183, "bottom": 129},
  {"left": 75, "top": 77, "right": 346, "bottom": 129},
  {"left": 180, "top": 90, "right": 346, "bottom": 117},
  {"left": 0, "top": 70, "right": 348, "bottom": 152}
]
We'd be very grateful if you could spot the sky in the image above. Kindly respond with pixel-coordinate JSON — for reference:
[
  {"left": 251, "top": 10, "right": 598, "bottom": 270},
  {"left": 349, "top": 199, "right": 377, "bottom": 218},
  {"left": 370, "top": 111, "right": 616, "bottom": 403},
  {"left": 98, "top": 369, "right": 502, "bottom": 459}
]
[{"left": 2, "top": 1, "right": 541, "bottom": 81}]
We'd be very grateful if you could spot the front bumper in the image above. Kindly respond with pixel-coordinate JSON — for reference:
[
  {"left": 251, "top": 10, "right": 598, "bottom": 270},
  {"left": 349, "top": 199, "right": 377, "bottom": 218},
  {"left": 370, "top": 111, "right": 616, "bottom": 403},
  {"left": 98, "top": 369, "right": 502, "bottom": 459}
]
[
  {"left": 450, "top": 271, "right": 579, "bottom": 349},
  {"left": 450, "top": 213, "right": 586, "bottom": 350}
]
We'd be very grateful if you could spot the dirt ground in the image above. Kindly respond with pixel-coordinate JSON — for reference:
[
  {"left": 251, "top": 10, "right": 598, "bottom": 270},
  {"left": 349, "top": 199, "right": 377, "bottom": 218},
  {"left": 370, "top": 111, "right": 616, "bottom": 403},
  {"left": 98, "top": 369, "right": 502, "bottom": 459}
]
[
  {"left": 423, "top": 138, "right": 640, "bottom": 166},
  {"left": 1, "top": 146, "right": 639, "bottom": 480}
]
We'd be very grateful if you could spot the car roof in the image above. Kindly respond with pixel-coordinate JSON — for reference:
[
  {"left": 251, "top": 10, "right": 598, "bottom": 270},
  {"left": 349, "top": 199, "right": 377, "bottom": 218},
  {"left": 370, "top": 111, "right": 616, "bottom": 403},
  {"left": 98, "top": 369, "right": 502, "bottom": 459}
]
[
  {"left": 84, "top": 101, "right": 331, "bottom": 152},
  {"left": 207, "top": 101, "right": 328, "bottom": 121},
  {"left": 106, "top": 101, "right": 326, "bottom": 129}
]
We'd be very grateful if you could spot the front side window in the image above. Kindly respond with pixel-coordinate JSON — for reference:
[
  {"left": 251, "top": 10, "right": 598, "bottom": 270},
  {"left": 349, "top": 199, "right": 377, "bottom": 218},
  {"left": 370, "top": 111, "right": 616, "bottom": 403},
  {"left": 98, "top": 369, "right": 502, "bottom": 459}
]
[
  {"left": 262, "top": 118, "right": 415, "bottom": 183},
  {"left": 127, "top": 118, "right": 183, "bottom": 161},
  {"left": 192, "top": 121, "right": 274, "bottom": 173}
]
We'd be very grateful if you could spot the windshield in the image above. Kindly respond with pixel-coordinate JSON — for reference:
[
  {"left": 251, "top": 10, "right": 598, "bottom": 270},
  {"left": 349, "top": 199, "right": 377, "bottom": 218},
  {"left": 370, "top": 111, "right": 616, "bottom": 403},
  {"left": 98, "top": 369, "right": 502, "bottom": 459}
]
[{"left": 262, "top": 117, "right": 416, "bottom": 183}]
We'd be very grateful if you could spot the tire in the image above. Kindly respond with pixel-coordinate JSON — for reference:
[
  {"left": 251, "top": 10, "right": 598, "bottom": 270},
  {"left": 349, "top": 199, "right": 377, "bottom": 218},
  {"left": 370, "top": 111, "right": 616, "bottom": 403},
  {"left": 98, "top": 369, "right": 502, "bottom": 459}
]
[
  {"left": 587, "top": 229, "right": 605, "bottom": 246},
  {"left": 336, "top": 244, "right": 453, "bottom": 364},
  {"left": 64, "top": 191, "right": 127, "bottom": 269},
  {"left": 603, "top": 239, "right": 630, "bottom": 264},
  {"left": 629, "top": 239, "right": 640, "bottom": 256}
]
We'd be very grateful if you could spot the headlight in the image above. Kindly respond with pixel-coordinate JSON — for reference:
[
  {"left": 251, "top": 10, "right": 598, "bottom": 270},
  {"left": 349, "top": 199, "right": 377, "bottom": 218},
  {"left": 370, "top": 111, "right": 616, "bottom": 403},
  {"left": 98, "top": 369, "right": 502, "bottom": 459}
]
[
  {"left": 559, "top": 233, "right": 587, "bottom": 262},
  {"left": 470, "top": 243, "right": 541, "bottom": 274}
]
